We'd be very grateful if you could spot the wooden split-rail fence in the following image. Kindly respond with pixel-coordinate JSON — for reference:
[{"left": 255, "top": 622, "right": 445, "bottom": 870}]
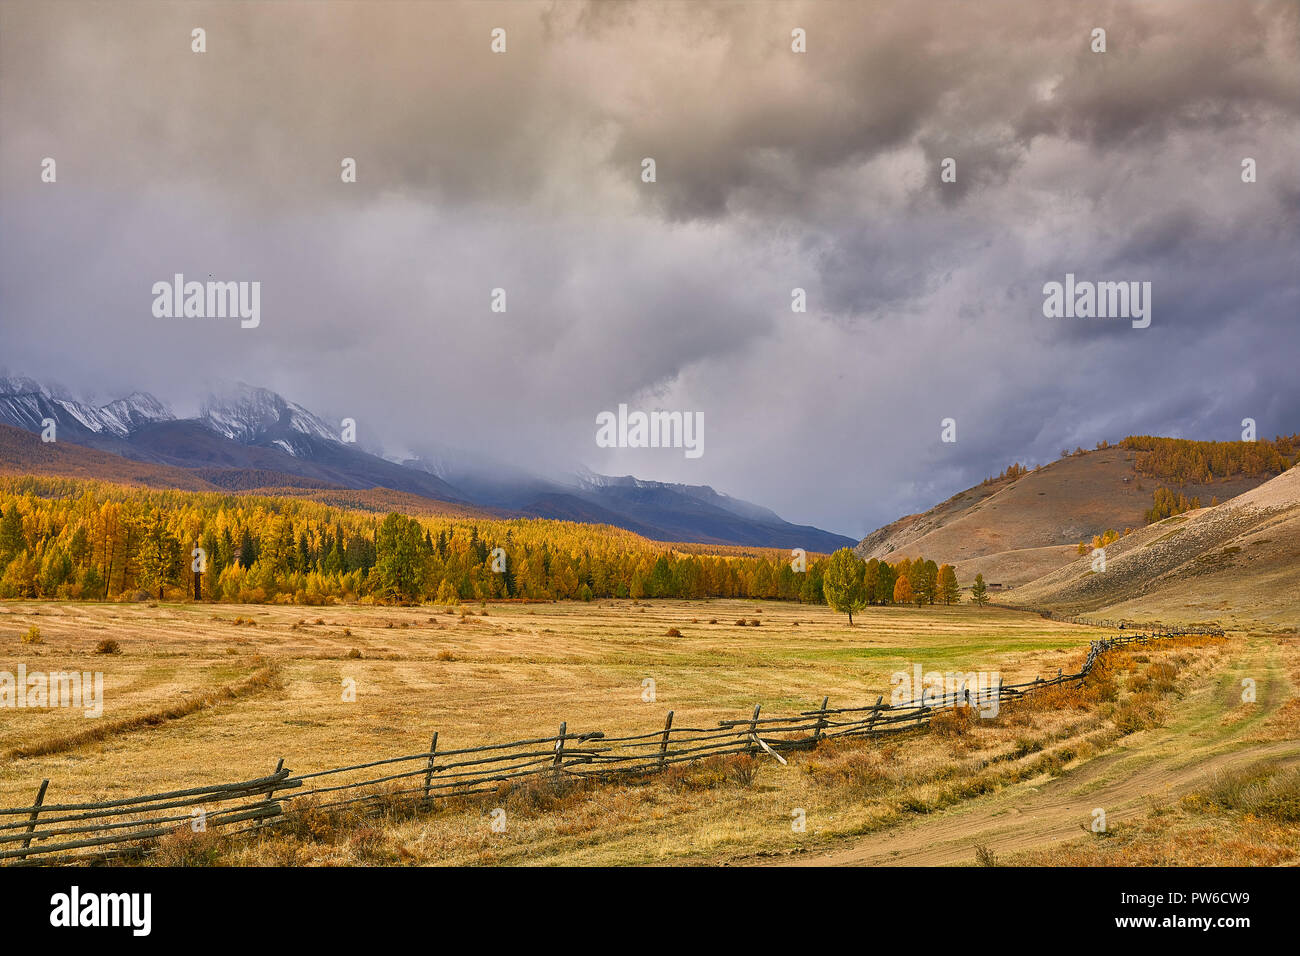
[{"left": 1, "top": 625, "right": 1223, "bottom": 865}]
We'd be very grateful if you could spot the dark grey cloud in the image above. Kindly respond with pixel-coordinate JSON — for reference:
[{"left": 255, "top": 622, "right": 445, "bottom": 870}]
[{"left": 1, "top": 0, "right": 1297, "bottom": 538}]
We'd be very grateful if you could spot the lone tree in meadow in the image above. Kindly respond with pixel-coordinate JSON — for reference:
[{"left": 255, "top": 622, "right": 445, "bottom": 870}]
[
  {"left": 822, "top": 547, "right": 868, "bottom": 625},
  {"left": 970, "top": 573, "right": 990, "bottom": 606}
]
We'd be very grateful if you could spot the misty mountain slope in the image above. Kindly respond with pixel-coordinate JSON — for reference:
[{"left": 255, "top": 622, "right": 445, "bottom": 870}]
[
  {"left": 0, "top": 379, "right": 469, "bottom": 503},
  {"left": 0, "top": 377, "right": 853, "bottom": 548},
  {"left": 110, "top": 419, "right": 469, "bottom": 503},
  {"left": 405, "top": 458, "right": 855, "bottom": 549},
  {"left": 556, "top": 478, "right": 855, "bottom": 550},
  {"left": 856, "top": 447, "right": 1275, "bottom": 585},
  {"left": 517, "top": 493, "right": 665, "bottom": 539},
  {"left": 1008, "top": 467, "right": 1300, "bottom": 629},
  {"left": 0, "top": 423, "right": 219, "bottom": 490},
  {"left": 575, "top": 471, "right": 789, "bottom": 525}
]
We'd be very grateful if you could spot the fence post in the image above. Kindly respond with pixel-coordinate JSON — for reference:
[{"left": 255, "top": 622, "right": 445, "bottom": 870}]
[
  {"left": 867, "top": 695, "right": 883, "bottom": 734},
  {"left": 812, "top": 696, "right": 829, "bottom": 744},
  {"left": 18, "top": 779, "right": 49, "bottom": 862},
  {"left": 746, "top": 704, "right": 761, "bottom": 754},
  {"left": 423, "top": 732, "right": 439, "bottom": 803},
  {"left": 553, "top": 722, "right": 566, "bottom": 769},
  {"left": 658, "top": 711, "right": 674, "bottom": 770},
  {"left": 259, "top": 758, "right": 285, "bottom": 829}
]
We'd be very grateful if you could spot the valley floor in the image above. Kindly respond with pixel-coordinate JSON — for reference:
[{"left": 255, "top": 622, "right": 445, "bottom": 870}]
[{"left": 1, "top": 599, "right": 1293, "bottom": 865}]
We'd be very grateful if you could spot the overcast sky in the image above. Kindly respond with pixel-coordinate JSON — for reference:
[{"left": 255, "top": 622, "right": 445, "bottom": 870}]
[{"left": 1, "top": 0, "right": 1297, "bottom": 537}]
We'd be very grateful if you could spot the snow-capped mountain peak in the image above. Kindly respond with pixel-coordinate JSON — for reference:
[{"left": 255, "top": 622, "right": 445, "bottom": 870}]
[
  {"left": 0, "top": 377, "right": 172, "bottom": 437},
  {"left": 98, "top": 392, "right": 175, "bottom": 436},
  {"left": 199, "top": 383, "right": 340, "bottom": 455}
]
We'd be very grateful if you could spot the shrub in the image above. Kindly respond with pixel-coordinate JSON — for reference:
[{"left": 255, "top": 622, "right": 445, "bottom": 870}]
[
  {"left": 1195, "top": 764, "right": 1300, "bottom": 822},
  {"left": 664, "top": 756, "right": 729, "bottom": 792},
  {"left": 664, "top": 627, "right": 682, "bottom": 637},
  {"left": 806, "top": 746, "right": 891, "bottom": 798},
  {"left": 930, "top": 704, "right": 977, "bottom": 737},
  {"left": 974, "top": 844, "right": 999, "bottom": 867},
  {"left": 726, "top": 754, "right": 758, "bottom": 787},
  {"left": 94, "top": 639, "right": 121, "bottom": 655},
  {"left": 1112, "top": 697, "right": 1163, "bottom": 735},
  {"left": 497, "top": 771, "right": 590, "bottom": 814},
  {"left": 151, "top": 826, "right": 227, "bottom": 866},
  {"left": 20, "top": 625, "right": 41, "bottom": 645}
]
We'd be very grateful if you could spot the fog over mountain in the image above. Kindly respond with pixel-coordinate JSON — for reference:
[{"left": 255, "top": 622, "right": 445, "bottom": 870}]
[{"left": 2, "top": 0, "right": 1297, "bottom": 537}]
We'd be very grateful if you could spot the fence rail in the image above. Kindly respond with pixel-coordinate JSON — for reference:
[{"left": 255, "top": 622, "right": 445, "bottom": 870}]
[{"left": 1, "top": 625, "right": 1223, "bottom": 866}]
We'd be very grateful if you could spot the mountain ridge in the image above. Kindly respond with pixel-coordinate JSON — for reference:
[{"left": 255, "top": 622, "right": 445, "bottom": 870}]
[{"left": 0, "top": 377, "right": 853, "bottom": 550}]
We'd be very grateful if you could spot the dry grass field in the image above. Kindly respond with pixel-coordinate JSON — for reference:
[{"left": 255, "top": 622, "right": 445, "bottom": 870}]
[{"left": 2, "top": 599, "right": 1294, "bottom": 865}]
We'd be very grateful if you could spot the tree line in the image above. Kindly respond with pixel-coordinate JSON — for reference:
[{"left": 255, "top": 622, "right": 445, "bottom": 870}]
[
  {"left": 0, "top": 478, "right": 989, "bottom": 612},
  {"left": 0, "top": 476, "right": 829, "bottom": 604}
]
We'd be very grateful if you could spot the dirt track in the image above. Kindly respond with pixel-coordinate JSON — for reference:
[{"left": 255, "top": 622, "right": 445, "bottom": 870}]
[{"left": 781, "top": 633, "right": 1297, "bottom": 866}]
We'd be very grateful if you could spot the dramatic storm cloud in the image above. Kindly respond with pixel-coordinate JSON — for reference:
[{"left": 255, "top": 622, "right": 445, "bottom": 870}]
[{"left": 1, "top": 0, "right": 1297, "bottom": 536}]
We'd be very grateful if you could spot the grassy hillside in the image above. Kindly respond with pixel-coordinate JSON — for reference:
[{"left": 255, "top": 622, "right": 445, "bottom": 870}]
[
  {"left": 858, "top": 442, "right": 1290, "bottom": 587},
  {"left": 1008, "top": 467, "right": 1300, "bottom": 630}
]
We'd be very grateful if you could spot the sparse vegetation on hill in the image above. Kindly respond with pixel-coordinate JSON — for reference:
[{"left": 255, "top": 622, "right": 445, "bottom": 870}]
[
  {"left": 1076, "top": 528, "right": 1129, "bottom": 554},
  {"left": 1009, "top": 466, "right": 1300, "bottom": 628},
  {"left": 1144, "top": 487, "right": 1201, "bottom": 524},
  {"left": 981, "top": 462, "right": 1029, "bottom": 486}
]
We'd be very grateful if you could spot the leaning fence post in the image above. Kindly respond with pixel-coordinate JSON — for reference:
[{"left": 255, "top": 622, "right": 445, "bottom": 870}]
[
  {"left": 553, "top": 722, "right": 567, "bottom": 769},
  {"left": 812, "top": 696, "right": 829, "bottom": 744},
  {"left": 18, "top": 779, "right": 49, "bottom": 861},
  {"left": 658, "top": 711, "right": 674, "bottom": 770},
  {"left": 423, "top": 732, "right": 439, "bottom": 803},
  {"left": 746, "top": 704, "right": 761, "bottom": 754}
]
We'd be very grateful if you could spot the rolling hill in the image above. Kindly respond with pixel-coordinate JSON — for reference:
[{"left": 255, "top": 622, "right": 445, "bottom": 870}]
[
  {"left": 1007, "top": 465, "right": 1300, "bottom": 630},
  {"left": 857, "top": 445, "right": 1280, "bottom": 587}
]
